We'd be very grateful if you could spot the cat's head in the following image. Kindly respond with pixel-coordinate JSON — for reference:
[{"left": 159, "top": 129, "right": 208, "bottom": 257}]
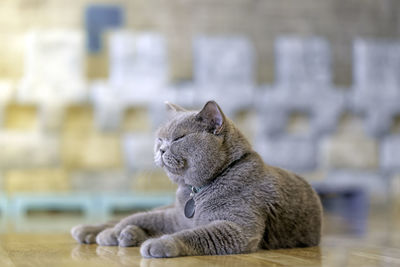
[{"left": 154, "top": 100, "right": 251, "bottom": 187}]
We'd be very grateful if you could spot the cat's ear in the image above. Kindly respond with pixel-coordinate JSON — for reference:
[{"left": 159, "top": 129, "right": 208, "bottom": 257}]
[
  {"left": 165, "top": 101, "right": 187, "bottom": 112},
  {"left": 196, "top": 100, "right": 225, "bottom": 134}
]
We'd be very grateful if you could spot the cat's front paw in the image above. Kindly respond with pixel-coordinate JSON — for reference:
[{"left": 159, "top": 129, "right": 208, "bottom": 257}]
[
  {"left": 71, "top": 224, "right": 103, "bottom": 244},
  {"left": 118, "top": 225, "right": 148, "bottom": 247},
  {"left": 140, "top": 236, "right": 182, "bottom": 258},
  {"left": 96, "top": 228, "right": 118, "bottom": 246}
]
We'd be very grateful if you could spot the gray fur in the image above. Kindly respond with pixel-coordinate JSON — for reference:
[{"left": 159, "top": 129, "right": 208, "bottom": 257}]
[{"left": 71, "top": 100, "right": 322, "bottom": 258}]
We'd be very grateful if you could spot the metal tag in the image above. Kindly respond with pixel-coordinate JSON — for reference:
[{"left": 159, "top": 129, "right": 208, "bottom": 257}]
[{"left": 184, "top": 198, "right": 195, "bottom": 218}]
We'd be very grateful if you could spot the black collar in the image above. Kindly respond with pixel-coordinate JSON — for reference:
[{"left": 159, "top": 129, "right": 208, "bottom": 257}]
[{"left": 188, "top": 152, "right": 251, "bottom": 194}]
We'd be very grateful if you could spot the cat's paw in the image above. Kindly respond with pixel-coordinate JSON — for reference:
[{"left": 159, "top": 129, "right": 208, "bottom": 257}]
[
  {"left": 71, "top": 224, "right": 103, "bottom": 244},
  {"left": 118, "top": 225, "right": 148, "bottom": 247},
  {"left": 96, "top": 228, "right": 118, "bottom": 246},
  {"left": 140, "top": 236, "right": 182, "bottom": 258}
]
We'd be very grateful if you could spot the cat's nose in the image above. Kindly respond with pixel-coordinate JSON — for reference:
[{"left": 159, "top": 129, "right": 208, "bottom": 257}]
[{"left": 160, "top": 148, "right": 165, "bottom": 155}]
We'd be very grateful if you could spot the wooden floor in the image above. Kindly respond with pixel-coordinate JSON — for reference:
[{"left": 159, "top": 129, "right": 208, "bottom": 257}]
[{"left": 1, "top": 207, "right": 400, "bottom": 267}]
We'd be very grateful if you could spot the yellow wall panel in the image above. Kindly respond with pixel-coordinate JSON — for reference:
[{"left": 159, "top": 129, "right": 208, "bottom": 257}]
[
  {"left": 86, "top": 50, "right": 109, "bottom": 79},
  {"left": 62, "top": 132, "right": 122, "bottom": 169},
  {"left": 4, "top": 104, "right": 38, "bottom": 130},
  {"left": 132, "top": 170, "right": 176, "bottom": 192},
  {"left": 63, "top": 105, "right": 94, "bottom": 133},
  {"left": 0, "top": 34, "right": 23, "bottom": 79},
  {"left": 5, "top": 168, "right": 70, "bottom": 193},
  {"left": 123, "top": 106, "right": 151, "bottom": 132}
]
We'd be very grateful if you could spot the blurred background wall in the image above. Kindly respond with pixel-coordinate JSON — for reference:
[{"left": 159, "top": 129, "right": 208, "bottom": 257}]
[
  {"left": 0, "top": 0, "right": 399, "bottom": 228},
  {"left": 1, "top": 0, "right": 399, "bottom": 83}
]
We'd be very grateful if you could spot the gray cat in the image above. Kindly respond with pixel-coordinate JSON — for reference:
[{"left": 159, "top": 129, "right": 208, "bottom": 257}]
[{"left": 71, "top": 100, "right": 322, "bottom": 258}]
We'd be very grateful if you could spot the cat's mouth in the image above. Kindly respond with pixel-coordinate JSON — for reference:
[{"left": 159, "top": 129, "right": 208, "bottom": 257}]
[{"left": 161, "top": 155, "right": 185, "bottom": 174}]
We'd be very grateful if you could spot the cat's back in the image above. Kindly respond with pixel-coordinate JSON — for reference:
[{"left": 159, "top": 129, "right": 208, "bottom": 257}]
[
  {"left": 213, "top": 151, "right": 320, "bottom": 210},
  {"left": 232, "top": 151, "right": 322, "bottom": 247},
  {"left": 261, "top": 163, "right": 321, "bottom": 208},
  {"left": 257, "top": 159, "right": 322, "bottom": 248}
]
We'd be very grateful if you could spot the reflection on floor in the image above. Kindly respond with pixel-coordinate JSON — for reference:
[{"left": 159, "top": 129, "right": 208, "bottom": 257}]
[{"left": 0, "top": 204, "right": 400, "bottom": 267}]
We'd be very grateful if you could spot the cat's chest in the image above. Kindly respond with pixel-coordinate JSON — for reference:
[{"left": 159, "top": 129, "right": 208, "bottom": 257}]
[{"left": 176, "top": 185, "right": 227, "bottom": 225}]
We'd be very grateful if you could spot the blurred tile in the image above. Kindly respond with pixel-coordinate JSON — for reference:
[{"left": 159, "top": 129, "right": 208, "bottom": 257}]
[
  {"left": 61, "top": 132, "right": 122, "bottom": 169},
  {"left": 193, "top": 35, "right": 255, "bottom": 85},
  {"left": 38, "top": 104, "right": 66, "bottom": 132},
  {"left": 353, "top": 39, "right": 400, "bottom": 91},
  {"left": 193, "top": 84, "right": 255, "bottom": 118},
  {"left": 92, "top": 31, "right": 170, "bottom": 128},
  {"left": 109, "top": 31, "right": 167, "bottom": 88},
  {"left": 3, "top": 104, "right": 38, "bottom": 130},
  {"left": 122, "top": 106, "right": 151, "bottom": 133},
  {"left": 71, "top": 171, "right": 131, "bottom": 192},
  {"left": 123, "top": 133, "right": 155, "bottom": 171},
  {"left": 391, "top": 174, "right": 400, "bottom": 206},
  {"left": 233, "top": 109, "right": 257, "bottom": 144},
  {"left": 5, "top": 168, "right": 69, "bottom": 194},
  {"left": 390, "top": 115, "right": 400, "bottom": 134},
  {"left": 391, "top": 174, "right": 400, "bottom": 230},
  {"left": 62, "top": 105, "right": 94, "bottom": 133},
  {"left": 192, "top": 36, "right": 256, "bottom": 116},
  {"left": 381, "top": 135, "right": 400, "bottom": 171},
  {"left": 314, "top": 183, "right": 369, "bottom": 235},
  {"left": 255, "top": 136, "right": 317, "bottom": 172},
  {"left": 86, "top": 52, "right": 108, "bottom": 79},
  {"left": 132, "top": 170, "right": 176, "bottom": 192},
  {"left": 351, "top": 39, "right": 400, "bottom": 137},
  {"left": 0, "top": 33, "right": 23, "bottom": 79},
  {"left": 0, "top": 131, "right": 60, "bottom": 169},
  {"left": 323, "top": 171, "right": 386, "bottom": 200},
  {"left": 90, "top": 85, "right": 153, "bottom": 132},
  {"left": 256, "top": 36, "right": 346, "bottom": 140},
  {"left": 17, "top": 30, "right": 87, "bottom": 104},
  {"left": 90, "top": 31, "right": 170, "bottom": 111},
  {"left": 85, "top": 5, "right": 123, "bottom": 53},
  {"left": 0, "top": 80, "right": 15, "bottom": 104},
  {"left": 275, "top": 36, "right": 331, "bottom": 86},
  {"left": 286, "top": 111, "right": 311, "bottom": 135},
  {"left": 321, "top": 114, "right": 379, "bottom": 170},
  {"left": 90, "top": 81, "right": 123, "bottom": 131}
]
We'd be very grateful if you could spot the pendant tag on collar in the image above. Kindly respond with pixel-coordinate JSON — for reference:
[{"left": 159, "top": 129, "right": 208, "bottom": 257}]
[
  {"left": 184, "top": 186, "right": 198, "bottom": 218},
  {"left": 184, "top": 198, "right": 195, "bottom": 218}
]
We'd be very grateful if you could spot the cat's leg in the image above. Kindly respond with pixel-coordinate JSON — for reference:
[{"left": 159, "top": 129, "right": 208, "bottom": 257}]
[
  {"left": 71, "top": 221, "right": 117, "bottom": 244},
  {"left": 96, "top": 209, "right": 178, "bottom": 247},
  {"left": 140, "top": 220, "right": 262, "bottom": 258}
]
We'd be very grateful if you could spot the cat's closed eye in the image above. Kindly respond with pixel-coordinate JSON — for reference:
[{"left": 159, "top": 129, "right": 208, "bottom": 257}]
[{"left": 172, "top": 135, "right": 186, "bottom": 142}]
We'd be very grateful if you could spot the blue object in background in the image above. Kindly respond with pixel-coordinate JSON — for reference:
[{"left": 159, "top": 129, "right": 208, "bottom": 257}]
[
  {"left": 85, "top": 5, "right": 124, "bottom": 53},
  {"left": 313, "top": 184, "right": 369, "bottom": 236}
]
